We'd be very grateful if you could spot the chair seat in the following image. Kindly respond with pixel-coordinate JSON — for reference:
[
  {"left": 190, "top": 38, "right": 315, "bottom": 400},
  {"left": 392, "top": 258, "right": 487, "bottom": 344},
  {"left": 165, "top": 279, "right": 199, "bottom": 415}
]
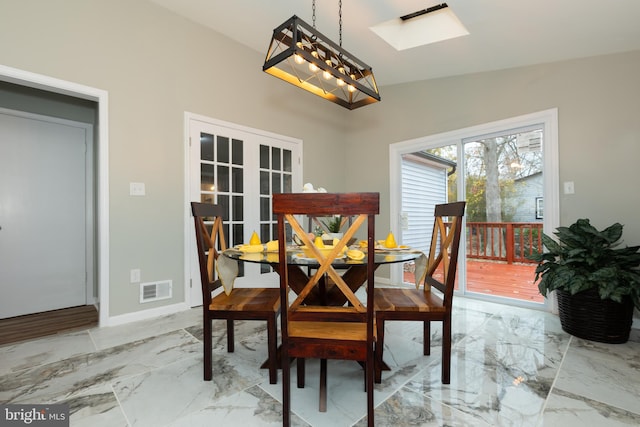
[
  {"left": 374, "top": 288, "right": 446, "bottom": 313},
  {"left": 288, "top": 321, "right": 373, "bottom": 360},
  {"left": 210, "top": 288, "right": 280, "bottom": 313},
  {"left": 289, "top": 321, "right": 369, "bottom": 340}
]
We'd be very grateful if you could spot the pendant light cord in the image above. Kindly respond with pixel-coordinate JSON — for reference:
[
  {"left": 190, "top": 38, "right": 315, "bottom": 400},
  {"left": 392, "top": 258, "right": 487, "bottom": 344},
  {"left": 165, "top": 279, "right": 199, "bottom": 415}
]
[
  {"left": 311, "top": 0, "right": 342, "bottom": 46},
  {"left": 312, "top": 0, "right": 316, "bottom": 28},
  {"left": 339, "top": 0, "right": 342, "bottom": 47}
]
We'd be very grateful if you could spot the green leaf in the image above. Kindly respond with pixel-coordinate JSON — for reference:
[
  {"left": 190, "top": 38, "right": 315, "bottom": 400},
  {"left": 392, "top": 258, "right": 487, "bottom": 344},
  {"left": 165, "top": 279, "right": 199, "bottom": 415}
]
[{"left": 529, "top": 218, "right": 640, "bottom": 311}]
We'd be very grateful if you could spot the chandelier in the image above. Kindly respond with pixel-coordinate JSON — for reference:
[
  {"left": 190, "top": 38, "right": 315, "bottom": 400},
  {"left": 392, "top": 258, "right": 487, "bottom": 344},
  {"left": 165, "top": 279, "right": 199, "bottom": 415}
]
[{"left": 263, "top": 0, "right": 380, "bottom": 110}]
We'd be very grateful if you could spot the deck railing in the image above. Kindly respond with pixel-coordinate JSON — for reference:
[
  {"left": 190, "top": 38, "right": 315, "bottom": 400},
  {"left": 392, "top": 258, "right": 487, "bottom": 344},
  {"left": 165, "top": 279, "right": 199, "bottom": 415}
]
[{"left": 466, "top": 222, "right": 543, "bottom": 264}]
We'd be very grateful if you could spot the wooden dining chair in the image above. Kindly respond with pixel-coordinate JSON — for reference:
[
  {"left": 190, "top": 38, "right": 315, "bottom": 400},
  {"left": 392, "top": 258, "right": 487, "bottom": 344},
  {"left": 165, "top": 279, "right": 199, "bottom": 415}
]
[
  {"left": 191, "top": 202, "right": 280, "bottom": 384},
  {"left": 273, "top": 192, "right": 379, "bottom": 427},
  {"left": 374, "top": 201, "right": 465, "bottom": 384}
]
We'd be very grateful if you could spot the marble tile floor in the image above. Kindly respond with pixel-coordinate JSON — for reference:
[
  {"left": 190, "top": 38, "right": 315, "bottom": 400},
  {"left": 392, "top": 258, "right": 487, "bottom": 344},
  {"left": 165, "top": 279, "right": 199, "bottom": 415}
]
[{"left": 1, "top": 297, "right": 639, "bottom": 427}]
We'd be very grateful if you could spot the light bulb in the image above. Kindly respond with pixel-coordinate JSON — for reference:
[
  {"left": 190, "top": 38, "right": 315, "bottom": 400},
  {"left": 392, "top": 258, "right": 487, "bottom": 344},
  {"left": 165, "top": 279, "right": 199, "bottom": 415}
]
[
  {"left": 323, "top": 60, "right": 332, "bottom": 80},
  {"left": 294, "top": 40, "right": 304, "bottom": 64},
  {"left": 348, "top": 74, "right": 357, "bottom": 92},
  {"left": 309, "top": 51, "right": 319, "bottom": 72},
  {"left": 336, "top": 67, "right": 346, "bottom": 86}
]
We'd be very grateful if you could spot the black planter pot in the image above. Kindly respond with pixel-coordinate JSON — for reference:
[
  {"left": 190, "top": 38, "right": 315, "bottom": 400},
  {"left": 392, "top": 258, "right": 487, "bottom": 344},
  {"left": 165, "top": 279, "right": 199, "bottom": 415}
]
[{"left": 556, "top": 288, "right": 634, "bottom": 344}]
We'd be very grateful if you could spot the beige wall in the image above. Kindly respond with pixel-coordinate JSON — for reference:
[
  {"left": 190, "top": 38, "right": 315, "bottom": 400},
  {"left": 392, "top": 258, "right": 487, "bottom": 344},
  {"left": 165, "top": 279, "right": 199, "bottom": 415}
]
[
  {"left": 1, "top": 0, "right": 639, "bottom": 318},
  {"left": 0, "top": 0, "right": 348, "bottom": 317},
  {"left": 346, "top": 50, "right": 640, "bottom": 245}
]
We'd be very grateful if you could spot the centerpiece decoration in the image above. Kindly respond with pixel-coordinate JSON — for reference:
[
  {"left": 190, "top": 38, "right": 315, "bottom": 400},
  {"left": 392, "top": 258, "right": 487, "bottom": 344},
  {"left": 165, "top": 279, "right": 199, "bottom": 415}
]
[{"left": 322, "top": 215, "right": 344, "bottom": 239}]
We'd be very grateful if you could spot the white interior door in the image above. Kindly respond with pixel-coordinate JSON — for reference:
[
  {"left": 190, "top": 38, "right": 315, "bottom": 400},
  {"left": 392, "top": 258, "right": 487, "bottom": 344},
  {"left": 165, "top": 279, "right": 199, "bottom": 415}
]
[{"left": 0, "top": 109, "right": 91, "bottom": 318}]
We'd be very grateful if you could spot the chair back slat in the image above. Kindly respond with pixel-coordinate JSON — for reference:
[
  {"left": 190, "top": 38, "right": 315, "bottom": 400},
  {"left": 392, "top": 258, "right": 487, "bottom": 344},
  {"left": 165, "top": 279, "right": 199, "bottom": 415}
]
[
  {"left": 287, "top": 212, "right": 368, "bottom": 313},
  {"left": 273, "top": 192, "right": 379, "bottom": 324},
  {"left": 272, "top": 192, "right": 380, "bottom": 215},
  {"left": 423, "top": 201, "right": 465, "bottom": 301},
  {"left": 191, "top": 202, "right": 227, "bottom": 304}
]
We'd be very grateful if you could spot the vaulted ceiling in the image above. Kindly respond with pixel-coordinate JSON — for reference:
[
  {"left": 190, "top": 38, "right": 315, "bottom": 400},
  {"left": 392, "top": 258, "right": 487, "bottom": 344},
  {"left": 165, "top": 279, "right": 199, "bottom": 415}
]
[{"left": 149, "top": 0, "right": 640, "bottom": 87}]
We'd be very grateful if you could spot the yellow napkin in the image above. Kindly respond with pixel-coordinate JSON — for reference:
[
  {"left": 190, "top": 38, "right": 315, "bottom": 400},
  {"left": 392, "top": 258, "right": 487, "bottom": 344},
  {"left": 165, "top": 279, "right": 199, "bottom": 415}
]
[
  {"left": 216, "top": 254, "right": 238, "bottom": 295},
  {"left": 238, "top": 244, "right": 264, "bottom": 253}
]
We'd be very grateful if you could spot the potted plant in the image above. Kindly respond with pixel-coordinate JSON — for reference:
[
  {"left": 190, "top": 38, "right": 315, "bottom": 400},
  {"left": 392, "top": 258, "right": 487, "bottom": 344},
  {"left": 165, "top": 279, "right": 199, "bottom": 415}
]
[
  {"left": 530, "top": 218, "right": 640, "bottom": 343},
  {"left": 322, "top": 215, "right": 344, "bottom": 239}
]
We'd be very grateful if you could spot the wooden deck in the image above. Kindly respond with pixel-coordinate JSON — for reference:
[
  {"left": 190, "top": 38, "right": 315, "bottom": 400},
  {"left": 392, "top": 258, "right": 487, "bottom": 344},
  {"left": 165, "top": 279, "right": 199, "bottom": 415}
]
[{"left": 404, "top": 260, "right": 543, "bottom": 303}]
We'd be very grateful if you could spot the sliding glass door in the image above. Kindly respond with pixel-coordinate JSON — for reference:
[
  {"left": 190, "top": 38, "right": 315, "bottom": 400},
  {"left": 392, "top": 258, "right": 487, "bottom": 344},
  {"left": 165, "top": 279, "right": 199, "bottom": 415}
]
[{"left": 391, "top": 110, "right": 558, "bottom": 309}]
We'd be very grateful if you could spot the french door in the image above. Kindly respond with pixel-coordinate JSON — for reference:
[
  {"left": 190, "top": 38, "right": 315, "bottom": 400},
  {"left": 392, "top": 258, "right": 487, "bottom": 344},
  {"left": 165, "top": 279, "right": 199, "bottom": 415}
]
[{"left": 187, "top": 114, "right": 302, "bottom": 306}]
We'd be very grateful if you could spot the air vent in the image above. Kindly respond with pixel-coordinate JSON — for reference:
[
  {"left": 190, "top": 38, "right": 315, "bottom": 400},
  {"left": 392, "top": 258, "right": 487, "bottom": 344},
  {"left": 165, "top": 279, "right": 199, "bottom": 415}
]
[{"left": 140, "top": 280, "right": 172, "bottom": 303}]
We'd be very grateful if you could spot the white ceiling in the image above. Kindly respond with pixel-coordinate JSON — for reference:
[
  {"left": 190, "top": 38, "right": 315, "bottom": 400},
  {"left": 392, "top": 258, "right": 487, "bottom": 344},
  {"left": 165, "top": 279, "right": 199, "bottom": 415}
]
[{"left": 149, "top": 0, "right": 640, "bottom": 87}]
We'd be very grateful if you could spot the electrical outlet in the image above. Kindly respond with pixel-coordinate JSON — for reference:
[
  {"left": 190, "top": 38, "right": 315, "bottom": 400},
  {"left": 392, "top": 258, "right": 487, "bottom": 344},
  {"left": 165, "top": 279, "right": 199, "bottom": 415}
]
[
  {"left": 130, "top": 269, "right": 141, "bottom": 283},
  {"left": 130, "top": 182, "right": 145, "bottom": 196}
]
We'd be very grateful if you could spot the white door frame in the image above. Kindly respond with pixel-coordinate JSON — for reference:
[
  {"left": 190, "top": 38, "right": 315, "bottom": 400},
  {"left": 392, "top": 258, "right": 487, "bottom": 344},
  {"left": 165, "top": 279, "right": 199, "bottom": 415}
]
[
  {"left": 389, "top": 108, "right": 559, "bottom": 311},
  {"left": 0, "top": 64, "right": 110, "bottom": 325}
]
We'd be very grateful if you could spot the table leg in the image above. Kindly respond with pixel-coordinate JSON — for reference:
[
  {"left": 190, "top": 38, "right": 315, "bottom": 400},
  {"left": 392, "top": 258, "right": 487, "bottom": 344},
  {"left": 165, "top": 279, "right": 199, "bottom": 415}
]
[{"left": 319, "top": 358, "right": 327, "bottom": 412}]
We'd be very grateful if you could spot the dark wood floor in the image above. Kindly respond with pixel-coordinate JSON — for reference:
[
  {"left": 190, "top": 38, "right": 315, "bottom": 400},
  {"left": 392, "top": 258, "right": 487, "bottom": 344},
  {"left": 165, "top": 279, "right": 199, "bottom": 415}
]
[{"left": 0, "top": 305, "right": 98, "bottom": 346}]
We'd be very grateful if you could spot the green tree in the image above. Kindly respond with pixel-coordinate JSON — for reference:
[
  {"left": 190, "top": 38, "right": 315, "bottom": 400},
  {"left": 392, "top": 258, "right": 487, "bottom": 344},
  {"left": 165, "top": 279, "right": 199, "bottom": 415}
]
[{"left": 427, "top": 130, "right": 541, "bottom": 229}]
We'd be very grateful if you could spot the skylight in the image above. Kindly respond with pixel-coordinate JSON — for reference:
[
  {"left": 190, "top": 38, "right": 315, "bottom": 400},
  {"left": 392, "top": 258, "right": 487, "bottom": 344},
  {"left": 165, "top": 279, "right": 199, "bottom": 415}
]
[{"left": 370, "top": 3, "right": 469, "bottom": 51}]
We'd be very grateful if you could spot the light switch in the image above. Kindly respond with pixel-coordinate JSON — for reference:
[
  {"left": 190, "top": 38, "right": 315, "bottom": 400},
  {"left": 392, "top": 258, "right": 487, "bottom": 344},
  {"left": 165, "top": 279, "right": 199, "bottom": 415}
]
[
  {"left": 563, "top": 181, "right": 575, "bottom": 195},
  {"left": 130, "top": 182, "right": 146, "bottom": 196},
  {"left": 130, "top": 269, "right": 141, "bottom": 283}
]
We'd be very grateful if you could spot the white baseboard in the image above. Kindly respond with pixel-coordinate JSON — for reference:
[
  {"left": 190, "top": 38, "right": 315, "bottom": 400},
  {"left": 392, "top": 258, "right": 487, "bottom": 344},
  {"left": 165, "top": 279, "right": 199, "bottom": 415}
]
[
  {"left": 101, "top": 302, "right": 191, "bottom": 327},
  {"left": 375, "top": 277, "right": 391, "bottom": 286}
]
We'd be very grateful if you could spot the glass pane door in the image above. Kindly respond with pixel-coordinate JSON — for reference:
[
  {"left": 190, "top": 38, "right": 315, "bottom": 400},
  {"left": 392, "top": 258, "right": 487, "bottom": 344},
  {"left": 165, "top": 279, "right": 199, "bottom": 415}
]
[
  {"left": 398, "top": 127, "right": 545, "bottom": 306},
  {"left": 258, "top": 144, "right": 294, "bottom": 274},
  {"left": 400, "top": 146, "right": 459, "bottom": 287},
  {"left": 200, "top": 132, "right": 245, "bottom": 252},
  {"left": 189, "top": 117, "right": 301, "bottom": 306},
  {"left": 462, "top": 128, "right": 543, "bottom": 303}
]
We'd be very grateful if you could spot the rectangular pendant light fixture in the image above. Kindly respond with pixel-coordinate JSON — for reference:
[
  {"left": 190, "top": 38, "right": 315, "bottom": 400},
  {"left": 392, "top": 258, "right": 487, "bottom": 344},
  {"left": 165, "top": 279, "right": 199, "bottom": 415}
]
[{"left": 263, "top": 15, "right": 380, "bottom": 110}]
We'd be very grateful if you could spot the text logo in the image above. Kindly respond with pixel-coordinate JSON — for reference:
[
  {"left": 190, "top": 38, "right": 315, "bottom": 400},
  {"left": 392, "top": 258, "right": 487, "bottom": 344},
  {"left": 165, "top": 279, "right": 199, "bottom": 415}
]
[{"left": 1, "top": 405, "right": 69, "bottom": 426}]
